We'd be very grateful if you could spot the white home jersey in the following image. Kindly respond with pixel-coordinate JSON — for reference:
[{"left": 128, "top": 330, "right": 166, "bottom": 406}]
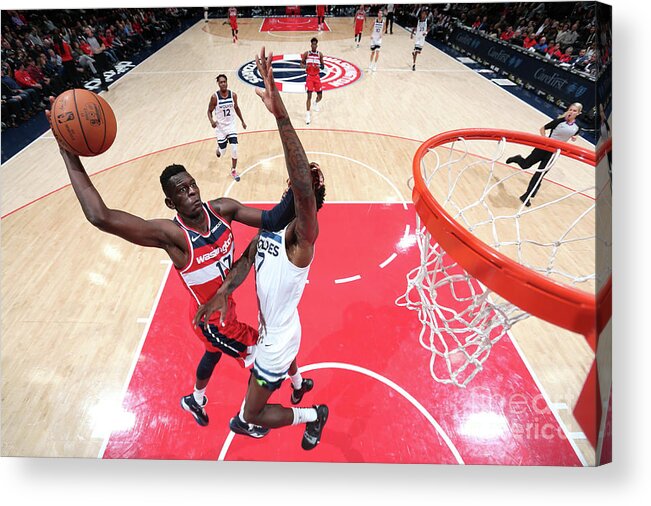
[
  {"left": 371, "top": 19, "right": 384, "bottom": 43},
  {"left": 214, "top": 89, "right": 236, "bottom": 130},
  {"left": 415, "top": 20, "right": 428, "bottom": 46},
  {"left": 254, "top": 227, "right": 311, "bottom": 336}
]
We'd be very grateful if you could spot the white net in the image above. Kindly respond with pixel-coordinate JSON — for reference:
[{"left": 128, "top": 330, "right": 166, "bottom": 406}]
[{"left": 396, "top": 134, "right": 606, "bottom": 388}]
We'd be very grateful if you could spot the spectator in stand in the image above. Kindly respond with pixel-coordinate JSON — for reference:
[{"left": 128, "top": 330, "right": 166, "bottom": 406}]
[
  {"left": 2, "top": 70, "right": 32, "bottom": 125},
  {"left": 545, "top": 42, "right": 562, "bottom": 60},
  {"left": 99, "top": 30, "right": 119, "bottom": 64},
  {"left": 83, "top": 26, "right": 112, "bottom": 91},
  {"left": 25, "top": 56, "right": 56, "bottom": 96},
  {"left": 471, "top": 16, "right": 481, "bottom": 30},
  {"left": 1, "top": 64, "right": 41, "bottom": 112},
  {"left": 523, "top": 30, "right": 537, "bottom": 49},
  {"left": 43, "top": 15, "right": 57, "bottom": 33},
  {"left": 572, "top": 48, "right": 589, "bottom": 70},
  {"left": 500, "top": 25, "right": 514, "bottom": 42},
  {"left": 585, "top": 25, "right": 597, "bottom": 47},
  {"left": 45, "top": 49, "right": 65, "bottom": 79},
  {"left": 555, "top": 22, "right": 571, "bottom": 46},
  {"left": 53, "top": 32, "right": 81, "bottom": 87},
  {"left": 71, "top": 40, "right": 98, "bottom": 79},
  {"left": 510, "top": 28, "right": 524, "bottom": 47},
  {"left": 558, "top": 46, "right": 574, "bottom": 63},
  {"left": 14, "top": 60, "right": 47, "bottom": 102},
  {"left": 535, "top": 17, "right": 551, "bottom": 36},
  {"left": 26, "top": 27, "right": 44, "bottom": 48},
  {"left": 562, "top": 22, "right": 580, "bottom": 49},
  {"left": 533, "top": 36, "right": 548, "bottom": 54}
]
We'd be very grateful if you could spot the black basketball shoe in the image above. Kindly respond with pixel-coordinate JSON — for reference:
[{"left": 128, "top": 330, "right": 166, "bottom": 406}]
[
  {"left": 180, "top": 394, "right": 209, "bottom": 426},
  {"left": 290, "top": 378, "right": 314, "bottom": 405},
  {"left": 302, "top": 405, "right": 329, "bottom": 450},
  {"left": 229, "top": 415, "right": 270, "bottom": 439}
]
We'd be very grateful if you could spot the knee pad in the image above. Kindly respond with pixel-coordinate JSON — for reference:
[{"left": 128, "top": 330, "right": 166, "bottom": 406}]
[
  {"left": 229, "top": 142, "right": 238, "bottom": 159},
  {"left": 196, "top": 351, "right": 222, "bottom": 380}
]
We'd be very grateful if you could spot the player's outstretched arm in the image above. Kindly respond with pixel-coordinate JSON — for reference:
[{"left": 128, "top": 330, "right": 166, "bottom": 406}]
[
  {"left": 254, "top": 47, "right": 317, "bottom": 246},
  {"left": 193, "top": 234, "right": 259, "bottom": 327},
  {"left": 209, "top": 187, "right": 296, "bottom": 231},
  {"left": 57, "top": 147, "right": 182, "bottom": 252},
  {"left": 46, "top": 100, "right": 184, "bottom": 259}
]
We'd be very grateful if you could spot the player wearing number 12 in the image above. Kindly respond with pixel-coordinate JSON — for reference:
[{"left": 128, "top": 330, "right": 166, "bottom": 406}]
[{"left": 208, "top": 74, "right": 247, "bottom": 181}]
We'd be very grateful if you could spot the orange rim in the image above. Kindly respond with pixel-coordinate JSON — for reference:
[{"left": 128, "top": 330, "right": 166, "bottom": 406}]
[{"left": 412, "top": 128, "right": 608, "bottom": 348}]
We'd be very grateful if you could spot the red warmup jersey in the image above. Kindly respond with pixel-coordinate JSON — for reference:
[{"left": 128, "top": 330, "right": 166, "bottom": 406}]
[
  {"left": 317, "top": 5, "right": 325, "bottom": 16},
  {"left": 355, "top": 11, "right": 365, "bottom": 32},
  {"left": 305, "top": 50, "right": 321, "bottom": 77},
  {"left": 229, "top": 7, "right": 237, "bottom": 28}
]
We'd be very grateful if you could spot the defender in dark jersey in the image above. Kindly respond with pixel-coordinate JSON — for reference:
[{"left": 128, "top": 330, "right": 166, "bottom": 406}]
[{"left": 48, "top": 100, "right": 297, "bottom": 428}]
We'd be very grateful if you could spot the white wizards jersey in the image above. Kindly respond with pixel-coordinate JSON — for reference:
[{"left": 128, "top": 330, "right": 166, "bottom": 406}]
[
  {"left": 214, "top": 90, "right": 235, "bottom": 129},
  {"left": 371, "top": 19, "right": 384, "bottom": 42},
  {"left": 254, "top": 227, "right": 311, "bottom": 334},
  {"left": 415, "top": 20, "right": 428, "bottom": 45}
]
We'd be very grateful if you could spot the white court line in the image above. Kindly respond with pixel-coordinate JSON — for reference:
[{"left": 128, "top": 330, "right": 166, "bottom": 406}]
[
  {"left": 131, "top": 69, "right": 237, "bottom": 75},
  {"left": 403, "top": 224, "right": 410, "bottom": 238},
  {"left": 369, "top": 68, "right": 474, "bottom": 73},
  {"left": 506, "top": 330, "right": 589, "bottom": 466},
  {"left": 335, "top": 275, "right": 362, "bottom": 284},
  {"left": 379, "top": 253, "right": 398, "bottom": 269},
  {"left": 217, "top": 362, "right": 465, "bottom": 464},
  {"left": 97, "top": 262, "right": 173, "bottom": 458},
  {"left": 224, "top": 151, "right": 408, "bottom": 207}
]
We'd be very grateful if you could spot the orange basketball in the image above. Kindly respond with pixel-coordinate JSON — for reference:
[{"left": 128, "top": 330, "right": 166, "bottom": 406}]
[{"left": 50, "top": 89, "right": 117, "bottom": 157}]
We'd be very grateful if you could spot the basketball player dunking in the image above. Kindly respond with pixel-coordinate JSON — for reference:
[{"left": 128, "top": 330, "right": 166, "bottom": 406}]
[
  {"left": 301, "top": 37, "right": 324, "bottom": 125},
  {"left": 229, "top": 7, "right": 238, "bottom": 43},
  {"left": 369, "top": 9, "right": 385, "bottom": 72},
  {"left": 208, "top": 74, "right": 247, "bottom": 181},
  {"left": 354, "top": 5, "right": 366, "bottom": 48},
  {"left": 45, "top": 97, "right": 299, "bottom": 429},
  {"left": 195, "top": 47, "right": 329, "bottom": 449}
]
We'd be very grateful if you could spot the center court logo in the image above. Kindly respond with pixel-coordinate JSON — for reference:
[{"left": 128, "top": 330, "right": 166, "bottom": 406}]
[{"left": 238, "top": 53, "right": 361, "bottom": 93}]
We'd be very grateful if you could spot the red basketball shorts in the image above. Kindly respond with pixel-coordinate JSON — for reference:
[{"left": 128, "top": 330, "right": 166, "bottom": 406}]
[{"left": 306, "top": 75, "right": 323, "bottom": 93}]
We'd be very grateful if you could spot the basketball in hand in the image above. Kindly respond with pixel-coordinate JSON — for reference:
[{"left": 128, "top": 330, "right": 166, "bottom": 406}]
[{"left": 50, "top": 89, "right": 117, "bottom": 157}]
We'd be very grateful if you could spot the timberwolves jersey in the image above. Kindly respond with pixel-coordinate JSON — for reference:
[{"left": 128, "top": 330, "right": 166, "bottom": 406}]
[
  {"left": 214, "top": 90, "right": 235, "bottom": 129},
  {"left": 371, "top": 19, "right": 384, "bottom": 43},
  {"left": 254, "top": 227, "right": 311, "bottom": 333},
  {"left": 415, "top": 20, "right": 428, "bottom": 46}
]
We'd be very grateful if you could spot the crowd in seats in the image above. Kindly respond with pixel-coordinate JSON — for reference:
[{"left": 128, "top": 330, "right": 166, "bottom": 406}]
[
  {"left": 451, "top": 2, "right": 609, "bottom": 77},
  {"left": 394, "top": 3, "right": 608, "bottom": 78},
  {"left": 2, "top": 8, "right": 196, "bottom": 131}
]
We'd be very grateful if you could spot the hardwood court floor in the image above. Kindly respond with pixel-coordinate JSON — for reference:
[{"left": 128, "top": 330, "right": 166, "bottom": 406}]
[{"left": 1, "top": 17, "right": 601, "bottom": 464}]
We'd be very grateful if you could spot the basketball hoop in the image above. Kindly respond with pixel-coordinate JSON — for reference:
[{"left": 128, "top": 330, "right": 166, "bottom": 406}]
[{"left": 396, "top": 128, "right": 611, "bottom": 448}]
